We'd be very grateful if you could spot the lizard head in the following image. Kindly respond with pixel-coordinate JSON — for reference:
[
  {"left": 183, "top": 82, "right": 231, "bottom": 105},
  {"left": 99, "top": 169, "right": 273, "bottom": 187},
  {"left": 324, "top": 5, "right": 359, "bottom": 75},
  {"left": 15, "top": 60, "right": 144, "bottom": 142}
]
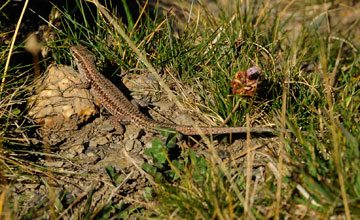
[{"left": 70, "top": 46, "right": 96, "bottom": 64}]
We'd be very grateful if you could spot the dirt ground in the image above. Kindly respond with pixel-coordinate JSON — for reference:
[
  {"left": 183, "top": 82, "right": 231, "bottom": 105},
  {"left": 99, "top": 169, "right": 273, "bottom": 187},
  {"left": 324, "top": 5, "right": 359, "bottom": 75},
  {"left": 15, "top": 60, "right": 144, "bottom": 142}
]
[{"left": 2, "top": 0, "right": 359, "bottom": 218}]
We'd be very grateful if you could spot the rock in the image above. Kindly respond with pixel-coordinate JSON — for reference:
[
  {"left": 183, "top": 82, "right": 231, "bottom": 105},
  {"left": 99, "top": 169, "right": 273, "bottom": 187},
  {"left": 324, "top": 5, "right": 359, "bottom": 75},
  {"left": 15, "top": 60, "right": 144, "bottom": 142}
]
[
  {"left": 123, "top": 73, "right": 159, "bottom": 92},
  {"left": 218, "top": 149, "right": 230, "bottom": 159},
  {"left": 66, "top": 144, "right": 85, "bottom": 157},
  {"left": 27, "top": 64, "right": 98, "bottom": 145},
  {"left": 64, "top": 153, "right": 76, "bottom": 158},
  {"left": 73, "top": 145, "right": 85, "bottom": 155},
  {"left": 94, "top": 136, "right": 109, "bottom": 145},
  {"left": 95, "top": 156, "right": 130, "bottom": 170},
  {"left": 79, "top": 153, "right": 98, "bottom": 163},
  {"left": 124, "top": 124, "right": 143, "bottom": 140},
  {"left": 24, "top": 184, "right": 40, "bottom": 189},
  {"left": 125, "top": 139, "right": 134, "bottom": 151},
  {"left": 144, "top": 140, "right": 153, "bottom": 149},
  {"left": 132, "top": 140, "right": 143, "bottom": 153},
  {"left": 152, "top": 101, "right": 175, "bottom": 113},
  {"left": 88, "top": 140, "right": 98, "bottom": 149},
  {"left": 43, "top": 160, "right": 64, "bottom": 167},
  {"left": 173, "top": 113, "right": 195, "bottom": 126},
  {"left": 109, "top": 143, "right": 122, "bottom": 149},
  {"left": 131, "top": 99, "right": 148, "bottom": 108},
  {"left": 98, "top": 119, "right": 115, "bottom": 133}
]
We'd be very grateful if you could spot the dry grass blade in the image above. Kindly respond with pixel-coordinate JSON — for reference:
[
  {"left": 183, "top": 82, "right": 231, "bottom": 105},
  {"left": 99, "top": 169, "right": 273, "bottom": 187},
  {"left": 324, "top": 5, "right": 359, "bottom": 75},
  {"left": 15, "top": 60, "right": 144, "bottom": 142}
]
[
  {"left": 0, "top": 0, "right": 29, "bottom": 93},
  {"left": 244, "top": 114, "right": 253, "bottom": 218},
  {"left": 320, "top": 38, "right": 351, "bottom": 220},
  {"left": 1, "top": 0, "right": 358, "bottom": 218},
  {"left": 92, "top": 0, "right": 182, "bottom": 111},
  {"left": 275, "top": 64, "right": 290, "bottom": 220}
]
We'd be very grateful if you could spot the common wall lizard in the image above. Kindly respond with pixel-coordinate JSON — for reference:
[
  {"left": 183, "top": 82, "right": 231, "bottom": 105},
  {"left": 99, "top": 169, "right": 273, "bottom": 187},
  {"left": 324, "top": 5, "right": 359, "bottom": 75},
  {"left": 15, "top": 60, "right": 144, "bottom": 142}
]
[{"left": 70, "top": 45, "right": 277, "bottom": 135}]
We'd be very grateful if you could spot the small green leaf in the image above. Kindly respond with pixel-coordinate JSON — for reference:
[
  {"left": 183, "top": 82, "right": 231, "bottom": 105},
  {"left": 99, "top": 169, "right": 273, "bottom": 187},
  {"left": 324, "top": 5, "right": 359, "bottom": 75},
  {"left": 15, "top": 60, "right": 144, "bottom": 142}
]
[
  {"left": 84, "top": 184, "right": 94, "bottom": 218},
  {"left": 105, "top": 166, "right": 122, "bottom": 186},
  {"left": 158, "top": 127, "right": 176, "bottom": 137},
  {"left": 166, "top": 132, "right": 178, "bottom": 149},
  {"left": 145, "top": 138, "right": 167, "bottom": 166},
  {"left": 118, "top": 210, "right": 129, "bottom": 219},
  {"left": 142, "top": 163, "right": 157, "bottom": 176},
  {"left": 105, "top": 166, "right": 115, "bottom": 178},
  {"left": 10, "top": 108, "right": 21, "bottom": 117},
  {"left": 172, "top": 160, "right": 184, "bottom": 172},
  {"left": 144, "top": 187, "right": 154, "bottom": 200},
  {"left": 354, "top": 173, "right": 360, "bottom": 197}
]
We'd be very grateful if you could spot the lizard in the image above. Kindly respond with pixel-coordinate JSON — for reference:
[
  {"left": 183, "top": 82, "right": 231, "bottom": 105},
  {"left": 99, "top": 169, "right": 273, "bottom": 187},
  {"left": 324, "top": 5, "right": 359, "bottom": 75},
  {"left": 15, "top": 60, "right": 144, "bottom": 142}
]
[{"left": 70, "top": 45, "right": 277, "bottom": 135}]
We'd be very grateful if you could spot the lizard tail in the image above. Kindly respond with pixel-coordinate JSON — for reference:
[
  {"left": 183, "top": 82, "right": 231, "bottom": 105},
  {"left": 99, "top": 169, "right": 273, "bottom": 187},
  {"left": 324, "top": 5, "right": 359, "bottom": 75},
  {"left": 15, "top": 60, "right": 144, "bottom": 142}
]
[{"left": 175, "top": 126, "right": 277, "bottom": 135}]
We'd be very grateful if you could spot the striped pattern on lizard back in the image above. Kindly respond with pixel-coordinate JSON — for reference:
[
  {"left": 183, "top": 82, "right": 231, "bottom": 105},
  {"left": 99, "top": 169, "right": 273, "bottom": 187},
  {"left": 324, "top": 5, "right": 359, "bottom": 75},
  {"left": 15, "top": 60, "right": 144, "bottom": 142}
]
[{"left": 70, "top": 45, "right": 276, "bottom": 135}]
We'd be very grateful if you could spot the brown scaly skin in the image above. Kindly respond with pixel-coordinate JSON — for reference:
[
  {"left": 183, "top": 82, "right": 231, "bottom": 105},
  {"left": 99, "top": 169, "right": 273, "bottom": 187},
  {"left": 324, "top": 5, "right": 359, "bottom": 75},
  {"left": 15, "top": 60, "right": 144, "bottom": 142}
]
[{"left": 70, "top": 45, "right": 277, "bottom": 135}]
